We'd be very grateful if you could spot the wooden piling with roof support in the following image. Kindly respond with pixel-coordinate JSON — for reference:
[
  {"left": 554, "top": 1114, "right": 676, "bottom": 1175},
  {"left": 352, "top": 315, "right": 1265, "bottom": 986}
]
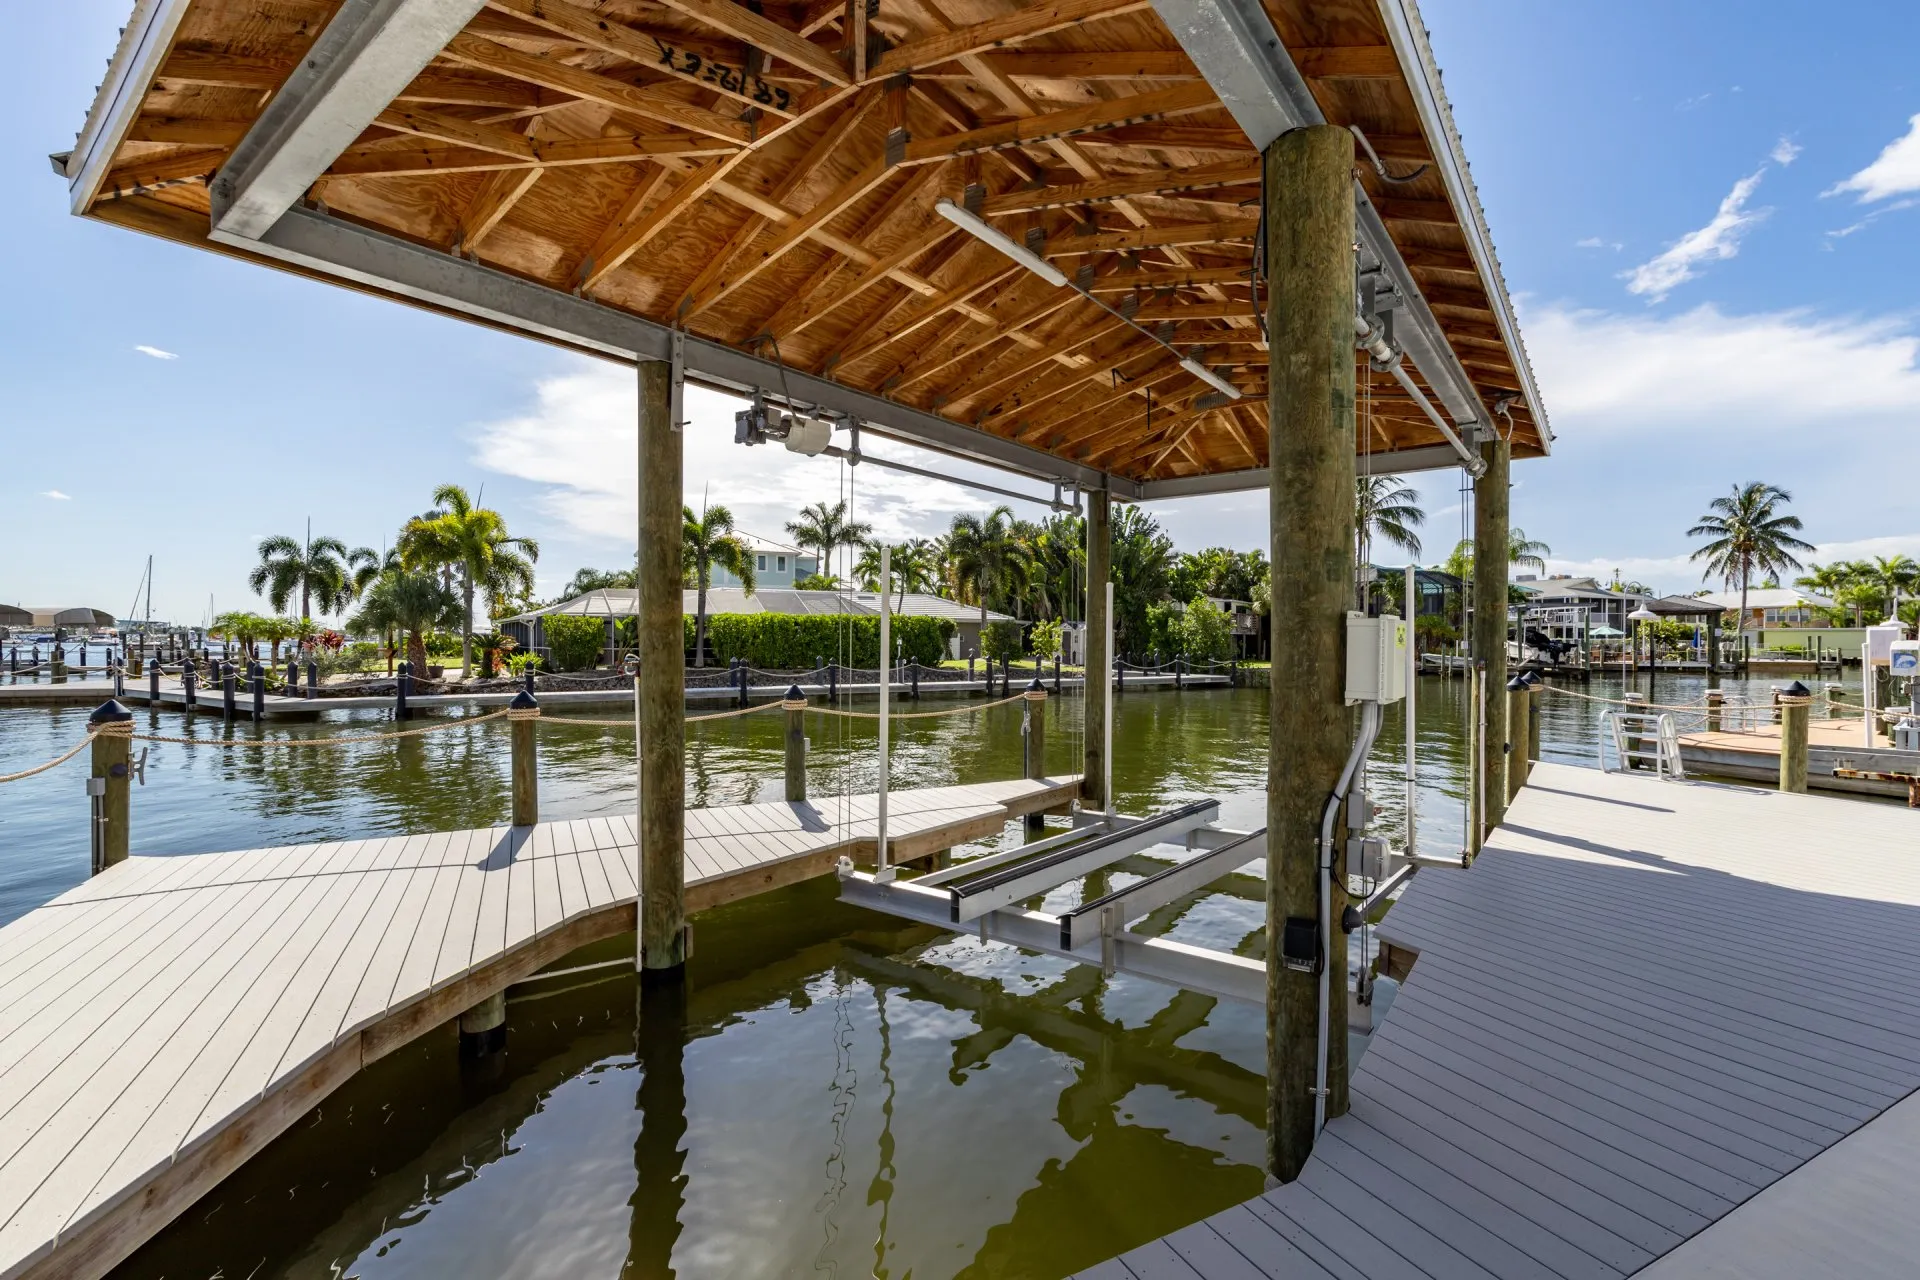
[
  {"left": 1474, "top": 436, "right": 1511, "bottom": 830},
  {"left": 1082, "top": 486, "right": 1111, "bottom": 813},
  {"left": 638, "top": 358, "right": 686, "bottom": 977},
  {"left": 1264, "top": 123, "right": 1356, "bottom": 1183}
]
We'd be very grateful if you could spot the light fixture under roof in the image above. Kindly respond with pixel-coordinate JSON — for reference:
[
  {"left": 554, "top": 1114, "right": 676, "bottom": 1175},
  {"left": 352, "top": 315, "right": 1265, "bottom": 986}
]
[
  {"left": 1178, "top": 357, "right": 1242, "bottom": 400},
  {"left": 934, "top": 199, "right": 1068, "bottom": 288}
]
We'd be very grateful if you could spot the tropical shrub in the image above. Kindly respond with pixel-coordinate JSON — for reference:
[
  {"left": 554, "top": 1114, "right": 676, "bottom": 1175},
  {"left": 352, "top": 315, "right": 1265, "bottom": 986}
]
[
  {"left": 979, "top": 619, "right": 1024, "bottom": 663},
  {"left": 543, "top": 613, "right": 608, "bottom": 671},
  {"left": 1029, "top": 618, "right": 1063, "bottom": 662},
  {"left": 505, "top": 651, "right": 542, "bottom": 676},
  {"left": 1176, "top": 594, "right": 1232, "bottom": 662},
  {"left": 705, "top": 613, "right": 954, "bottom": 668}
]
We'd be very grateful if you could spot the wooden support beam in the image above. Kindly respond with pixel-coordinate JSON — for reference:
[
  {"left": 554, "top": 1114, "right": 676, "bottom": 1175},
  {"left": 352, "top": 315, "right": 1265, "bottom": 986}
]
[
  {"left": 454, "top": 118, "right": 545, "bottom": 251},
  {"left": 900, "top": 81, "right": 1216, "bottom": 163},
  {"left": 1009, "top": 354, "right": 1189, "bottom": 439},
  {"left": 1075, "top": 124, "right": 1253, "bottom": 153},
  {"left": 375, "top": 106, "right": 537, "bottom": 159},
  {"left": 980, "top": 160, "right": 1259, "bottom": 214},
  {"left": 946, "top": 313, "right": 1123, "bottom": 409},
  {"left": 637, "top": 358, "right": 686, "bottom": 974},
  {"left": 1086, "top": 265, "right": 1249, "bottom": 292},
  {"left": 892, "top": 287, "right": 1075, "bottom": 389},
  {"left": 656, "top": 0, "right": 851, "bottom": 85},
  {"left": 326, "top": 132, "right": 731, "bottom": 178},
  {"left": 1083, "top": 488, "right": 1110, "bottom": 809},
  {"left": 1290, "top": 45, "right": 1398, "bottom": 78},
  {"left": 100, "top": 149, "right": 229, "bottom": 195},
  {"left": 1474, "top": 434, "right": 1511, "bottom": 830},
  {"left": 580, "top": 155, "right": 743, "bottom": 290},
  {"left": 1045, "top": 217, "right": 1257, "bottom": 256},
  {"left": 1370, "top": 197, "right": 1458, "bottom": 227},
  {"left": 483, "top": 0, "right": 803, "bottom": 116},
  {"left": 442, "top": 33, "right": 756, "bottom": 143},
  {"left": 763, "top": 217, "right": 952, "bottom": 337},
  {"left": 872, "top": 0, "right": 1151, "bottom": 77},
  {"left": 125, "top": 118, "right": 253, "bottom": 147},
  {"left": 571, "top": 162, "right": 672, "bottom": 284},
  {"left": 1264, "top": 124, "right": 1356, "bottom": 1182},
  {"left": 916, "top": 50, "right": 1198, "bottom": 81}
]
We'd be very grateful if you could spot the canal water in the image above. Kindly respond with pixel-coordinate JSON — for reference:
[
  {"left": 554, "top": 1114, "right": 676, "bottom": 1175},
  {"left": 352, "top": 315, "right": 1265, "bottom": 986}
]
[{"left": 0, "top": 669, "right": 1861, "bottom": 1279}]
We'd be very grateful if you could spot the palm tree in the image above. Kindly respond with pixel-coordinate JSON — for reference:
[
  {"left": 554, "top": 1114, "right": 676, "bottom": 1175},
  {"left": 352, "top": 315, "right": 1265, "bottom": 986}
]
[
  {"left": 1795, "top": 562, "right": 1853, "bottom": 626},
  {"left": 208, "top": 611, "right": 266, "bottom": 664},
  {"left": 1508, "top": 528, "right": 1551, "bottom": 575},
  {"left": 683, "top": 504, "right": 755, "bottom": 668},
  {"left": 347, "top": 546, "right": 395, "bottom": 601},
  {"left": 1354, "top": 476, "right": 1424, "bottom": 567},
  {"left": 946, "top": 505, "right": 1035, "bottom": 627},
  {"left": 248, "top": 523, "right": 350, "bottom": 621},
  {"left": 398, "top": 484, "right": 540, "bottom": 679},
  {"left": 1688, "top": 482, "right": 1815, "bottom": 640},
  {"left": 1869, "top": 554, "right": 1918, "bottom": 621},
  {"left": 785, "top": 500, "right": 872, "bottom": 584},
  {"left": 349, "top": 569, "right": 461, "bottom": 677},
  {"left": 1108, "top": 504, "right": 1175, "bottom": 658},
  {"left": 856, "top": 538, "right": 939, "bottom": 611}
]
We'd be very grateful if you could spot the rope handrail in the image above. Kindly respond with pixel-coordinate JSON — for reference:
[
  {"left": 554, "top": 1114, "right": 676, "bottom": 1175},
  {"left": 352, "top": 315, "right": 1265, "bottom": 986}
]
[
  {"left": 0, "top": 734, "right": 96, "bottom": 784},
  {"left": 808, "top": 690, "right": 1033, "bottom": 719},
  {"left": 125, "top": 708, "right": 511, "bottom": 747}
]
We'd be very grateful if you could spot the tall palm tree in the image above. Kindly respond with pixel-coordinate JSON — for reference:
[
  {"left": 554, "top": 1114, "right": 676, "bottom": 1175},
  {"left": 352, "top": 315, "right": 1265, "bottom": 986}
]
[
  {"left": 1354, "top": 476, "right": 1425, "bottom": 567},
  {"left": 683, "top": 504, "right": 755, "bottom": 668},
  {"left": 248, "top": 523, "right": 350, "bottom": 621},
  {"left": 855, "top": 538, "right": 939, "bottom": 611},
  {"left": 398, "top": 484, "right": 540, "bottom": 679},
  {"left": 1688, "top": 482, "right": 1815, "bottom": 640},
  {"left": 208, "top": 611, "right": 266, "bottom": 663},
  {"left": 946, "top": 506, "right": 1035, "bottom": 627},
  {"left": 1795, "top": 562, "right": 1853, "bottom": 625},
  {"left": 1108, "top": 504, "right": 1175, "bottom": 658},
  {"left": 347, "top": 545, "right": 396, "bottom": 601},
  {"left": 785, "top": 500, "right": 872, "bottom": 584},
  {"left": 1507, "top": 528, "right": 1551, "bottom": 575},
  {"left": 1869, "top": 554, "right": 1918, "bottom": 621}
]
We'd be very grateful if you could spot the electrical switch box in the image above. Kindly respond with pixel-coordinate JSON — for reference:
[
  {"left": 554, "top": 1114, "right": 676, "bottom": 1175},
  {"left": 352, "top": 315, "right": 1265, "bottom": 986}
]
[
  {"left": 1890, "top": 640, "right": 1919, "bottom": 678},
  {"left": 1345, "top": 612, "right": 1409, "bottom": 705}
]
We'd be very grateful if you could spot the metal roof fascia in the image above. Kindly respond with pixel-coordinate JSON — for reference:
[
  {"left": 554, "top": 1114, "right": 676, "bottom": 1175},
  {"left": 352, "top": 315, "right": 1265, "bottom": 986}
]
[
  {"left": 64, "top": 0, "right": 194, "bottom": 214},
  {"left": 1134, "top": 441, "right": 1469, "bottom": 501}
]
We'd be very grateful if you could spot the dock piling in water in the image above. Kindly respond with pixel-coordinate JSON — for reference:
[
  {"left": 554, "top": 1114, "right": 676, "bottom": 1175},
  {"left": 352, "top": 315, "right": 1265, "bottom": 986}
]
[
  {"left": 395, "top": 660, "right": 411, "bottom": 721},
  {"left": 784, "top": 684, "right": 807, "bottom": 802},
  {"left": 222, "top": 661, "right": 236, "bottom": 722},
  {"left": 88, "top": 699, "right": 133, "bottom": 873},
  {"left": 1023, "top": 678, "right": 1048, "bottom": 834},
  {"left": 1506, "top": 676, "right": 1529, "bottom": 801},
  {"left": 509, "top": 689, "right": 539, "bottom": 825}
]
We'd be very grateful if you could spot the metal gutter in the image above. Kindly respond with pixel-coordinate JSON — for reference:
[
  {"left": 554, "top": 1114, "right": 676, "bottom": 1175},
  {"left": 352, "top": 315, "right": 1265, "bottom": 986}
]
[
  {"left": 1134, "top": 441, "right": 1470, "bottom": 501},
  {"left": 63, "top": 0, "right": 194, "bottom": 214},
  {"left": 1377, "top": 0, "right": 1551, "bottom": 451}
]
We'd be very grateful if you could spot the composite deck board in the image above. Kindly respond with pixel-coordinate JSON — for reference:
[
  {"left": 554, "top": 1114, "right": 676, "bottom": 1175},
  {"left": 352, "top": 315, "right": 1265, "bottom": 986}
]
[
  {"left": 1081, "top": 763, "right": 1920, "bottom": 1279},
  {"left": 0, "top": 774, "right": 1076, "bottom": 1280}
]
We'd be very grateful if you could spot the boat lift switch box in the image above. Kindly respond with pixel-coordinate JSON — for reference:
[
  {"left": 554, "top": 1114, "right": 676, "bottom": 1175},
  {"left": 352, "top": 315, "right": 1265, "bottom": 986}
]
[{"left": 1346, "top": 613, "right": 1409, "bottom": 706}]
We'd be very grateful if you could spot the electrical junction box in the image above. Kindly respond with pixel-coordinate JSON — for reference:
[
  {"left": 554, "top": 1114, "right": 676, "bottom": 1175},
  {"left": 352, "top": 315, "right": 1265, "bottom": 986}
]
[
  {"left": 1890, "top": 640, "right": 1919, "bottom": 678},
  {"left": 1346, "top": 612, "right": 1409, "bottom": 705},
  {"left": 1866, "top": 623, "right": 1905, "bottom": 666}
]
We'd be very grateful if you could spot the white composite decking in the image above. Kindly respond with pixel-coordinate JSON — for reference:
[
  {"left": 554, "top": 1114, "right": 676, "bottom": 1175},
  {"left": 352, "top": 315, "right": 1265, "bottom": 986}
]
[
  {"left": 1080, "top": 761, "right": 1920, "bottom": 1279},
  {"left": 0, "top": 775, "right": 1075, "bottom": 1280}
]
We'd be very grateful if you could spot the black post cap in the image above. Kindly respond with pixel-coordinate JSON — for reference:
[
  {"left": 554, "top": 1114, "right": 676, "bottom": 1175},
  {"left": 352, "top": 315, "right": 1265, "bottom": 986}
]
[
  {"left": 89, "top": 698, "right": 133, "bottom": 724},
  {"left": 509, "top": 688, "right": 539, "bottom": 711},
  {"left": 1783, "top": 679, "right": 1812, "bottom": 698},
  {"left": 1522, "top": 670, "right": 1542, "bottom": 686},
  {"left": 1506, "top": 675, "right": 1528, "bottom": 691},
  {"left": 1027, "top": 676, "right": 1045, "bottom": 692},
  {"left": 785, "top": 683, "right": 805, "bottom": 701}
]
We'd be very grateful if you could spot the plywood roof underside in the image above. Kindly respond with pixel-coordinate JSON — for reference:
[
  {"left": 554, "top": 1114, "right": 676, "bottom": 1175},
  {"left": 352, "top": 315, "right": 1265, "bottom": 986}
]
[{"left": 77, "top": 0, "right": 1545, "bottom": 484}]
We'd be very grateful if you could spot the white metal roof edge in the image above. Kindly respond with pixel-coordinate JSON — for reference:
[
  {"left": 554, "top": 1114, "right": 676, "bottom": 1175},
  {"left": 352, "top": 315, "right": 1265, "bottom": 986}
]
[
  {"left": 1377, "top": 0, "right": 1552, "bottom": 453},
  {"left": 63, "top": 0, "right": 194, "bottom": 214}
]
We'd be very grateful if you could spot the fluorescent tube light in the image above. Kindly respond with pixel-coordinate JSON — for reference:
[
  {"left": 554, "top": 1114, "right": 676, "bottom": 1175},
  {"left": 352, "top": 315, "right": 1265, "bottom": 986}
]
[
  {"left": 934, "top": 199, "right": 1069, "bottom": 289},
  {"left": 1179, "top": 357, "right": 1243, "bottom": 399}
]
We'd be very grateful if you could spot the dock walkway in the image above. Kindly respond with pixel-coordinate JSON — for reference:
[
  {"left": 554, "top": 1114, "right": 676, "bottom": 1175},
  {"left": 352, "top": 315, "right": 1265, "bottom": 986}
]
[
  {"left": 1081, "top": 761, "right": 1920, "bottom": 1279},
  {"left": 0, "top": 775, "right": 1076, "bottom": 1280}
]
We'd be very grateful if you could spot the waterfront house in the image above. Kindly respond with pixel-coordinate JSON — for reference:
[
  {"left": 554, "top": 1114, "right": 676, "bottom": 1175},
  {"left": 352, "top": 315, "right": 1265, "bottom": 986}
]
[{"left": 707, "top": 542, "right": 819, "bottom": 590}]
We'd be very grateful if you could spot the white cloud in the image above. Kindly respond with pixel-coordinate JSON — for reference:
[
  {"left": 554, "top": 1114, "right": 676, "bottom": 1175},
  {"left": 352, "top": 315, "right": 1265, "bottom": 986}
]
[
  {"left": 1770, "top": 137, "right": 1802, "bottom": 166},
  {"left": 471, "top": 360, "right": 1062, "bottom": 564},
  {"left": 1825, "top": 197, "right": 1920, "bottom": 243},
  {"left": 1622, "top": 168, "right": 1769, "bottom": 301},
  {"left": 1575, "top": 236, "right": 1623, "bottom": 251},
  {"left": 1524, "top": 301, "right": 1920, "bottom": 433},
  {"left": 133, "top": 344, "right": 178, "bottom": 360},
  {"left": 1827, "top": 113, "right": 1920, "bottom": 202},
  {"left": 40, "top": 490, "right": 71, "bottom": 501}
]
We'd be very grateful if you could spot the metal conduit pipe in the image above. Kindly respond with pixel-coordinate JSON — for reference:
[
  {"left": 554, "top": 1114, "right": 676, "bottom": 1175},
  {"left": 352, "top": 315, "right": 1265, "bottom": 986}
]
[
  {"left": 1353, "top": 316, "right": 1483, "bottom": 475},
  {"left": 1316, "top": 699, "right": 1383, "bottom": 1134}
]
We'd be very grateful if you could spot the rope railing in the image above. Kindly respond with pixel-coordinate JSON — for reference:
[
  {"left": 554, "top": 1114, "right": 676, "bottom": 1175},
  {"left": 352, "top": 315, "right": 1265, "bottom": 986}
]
[
  {"left": 0, "top": 734, "right": 98, "bottom": 784},
  {"left": 123, "top": 708, "right": 512, "bottom": 747}
]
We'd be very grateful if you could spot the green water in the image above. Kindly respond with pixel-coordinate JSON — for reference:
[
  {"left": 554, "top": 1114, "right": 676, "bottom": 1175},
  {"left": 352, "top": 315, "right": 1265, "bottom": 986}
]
[{"left": 0, "top": 670, "right": 1860, "bottom": 1278}]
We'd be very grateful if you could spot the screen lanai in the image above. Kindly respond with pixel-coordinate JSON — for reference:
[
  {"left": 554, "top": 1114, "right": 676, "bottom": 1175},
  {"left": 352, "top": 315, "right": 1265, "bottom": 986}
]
[{"left": 59, "top": 0, "right": 1547, "bottom": 494}]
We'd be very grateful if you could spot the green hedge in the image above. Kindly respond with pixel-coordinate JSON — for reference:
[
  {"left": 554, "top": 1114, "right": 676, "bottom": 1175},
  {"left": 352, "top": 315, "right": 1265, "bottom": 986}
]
[
  {"left": 543, "top": 612, "right": 607, "bottom": 671},
  {"left": 703, "top": 613, "right": 954, "bottom": 668}
]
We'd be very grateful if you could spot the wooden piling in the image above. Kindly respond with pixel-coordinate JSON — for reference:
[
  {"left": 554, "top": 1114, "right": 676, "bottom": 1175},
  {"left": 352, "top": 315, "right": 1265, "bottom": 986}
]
[
  {"left": 457, "top": 990, "right": 506, "bottom": 1056},
  {"left": 783, "top": 685, "right": 808, "bottom": 802},
  {"left": 88, "top": 700, "right": 133, "bottom": 873},
  {"left": 1023, "top": 678, "right": 1048, "bottom": 835},
  {"left": 1264, "top": 123, "right": 1356, "bottom": 1181},
  {"left": 1527, "top": 679, "right": 1543, "bottom": 768},
  {"left": 222, "top": 662, "right": 236, "bottom": 722},
  {"left": 1083, "top": 487, "right": 1111, "bottom": 812},
  {"left": 1706, "top": 690, "right": 1724, "bottom": 733},
  {"left": 637, "top": 357, "right": 686, "bottom": 976},
  {"left": 509, "top": 689, "right": 539, "bottom": 825},
  {"left": 395, "top": 660, "right": 411, "bottom": 720},
  {"left": 1780, "top": 695, "right": 1811, "bottom": 793},
  {"left": 1474, "top": 436, "right": 1511, "bottom": 831},
  {"left": 250, "top": 661, "right": 265, "bottom": 721}
]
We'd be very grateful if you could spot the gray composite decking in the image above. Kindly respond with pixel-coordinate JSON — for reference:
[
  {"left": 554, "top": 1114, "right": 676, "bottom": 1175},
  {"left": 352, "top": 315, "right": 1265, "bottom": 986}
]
[
  {"left": 0, "top": 775, "right": 1076, "bottom": 1280},
  {"left": 1080, "top": 761, "right": 1920, "bottom": 1279}
]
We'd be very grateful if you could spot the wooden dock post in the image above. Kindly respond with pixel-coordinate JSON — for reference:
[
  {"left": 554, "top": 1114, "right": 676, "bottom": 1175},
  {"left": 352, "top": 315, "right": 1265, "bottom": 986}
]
[
  {"left": 458, "top": 991, "right": 506, "bottom": 1056},
  {"left": 1474, "top": 434, "right": 1511, "bottom": 829},
  {"left": 88, "top": 699, "right": 134, "bottom": 874},
  {"left": 1780, "top": 683, "right": 1811, "bottom": 794},
  {"left": 828, "top": 661, "right": 839, "bottom": 705},
  {"left": 1023, "top": 678, "right": 1048, "bottom": 834},
  {"left": 306, "top": 657, "right": 318, "bottom": 699},
  {"left": 509, "top": 689, "right": 539, "bottom": 825},
  {"left": 181, "top": 658, "right": 197, "bottom": 712},
  {"left": 395, "top": 660, "right": 411, "bottom": 721},
  {"left": 147, "top": 657, "right": 159, "bottom": 703},
  {"left": 784, "top": 684, "right": 808, "bottom": 802},
  {"left": 1083, "top": 486, "right": 1111, "bottom": 812},
  {"left": 1264, "top": 123, "right": 1356, "bottom": 1181},
  {"left": 1527, "top": 676, "right": 1543, "bottom": 769},
  {"left": 51, "top": 645, "right": 67, "bottom": 683},
  {"left": 1506, "top": 676, "right": 1529, "bottom": 802},
  {"left": 222, "top": 661, "right": 236, "bottom": 722},
  {"left": 1707, "top": 689, "right": 1725, "bottom": 732},
  {"left": 909, "top": 659, "right": 920, "bottom": 700},
  {"left": 250, "top": 661, "right": 265, "bottom": 721},
  {"left": 637, "top": 357, "right": 686, "bottom": 977}
]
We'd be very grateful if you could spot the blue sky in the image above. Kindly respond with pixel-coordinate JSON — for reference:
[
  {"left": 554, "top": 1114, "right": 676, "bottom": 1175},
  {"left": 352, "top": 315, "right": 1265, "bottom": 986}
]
[{"left": 5, "top": 1, "right": 1919, "bottom": 623}]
